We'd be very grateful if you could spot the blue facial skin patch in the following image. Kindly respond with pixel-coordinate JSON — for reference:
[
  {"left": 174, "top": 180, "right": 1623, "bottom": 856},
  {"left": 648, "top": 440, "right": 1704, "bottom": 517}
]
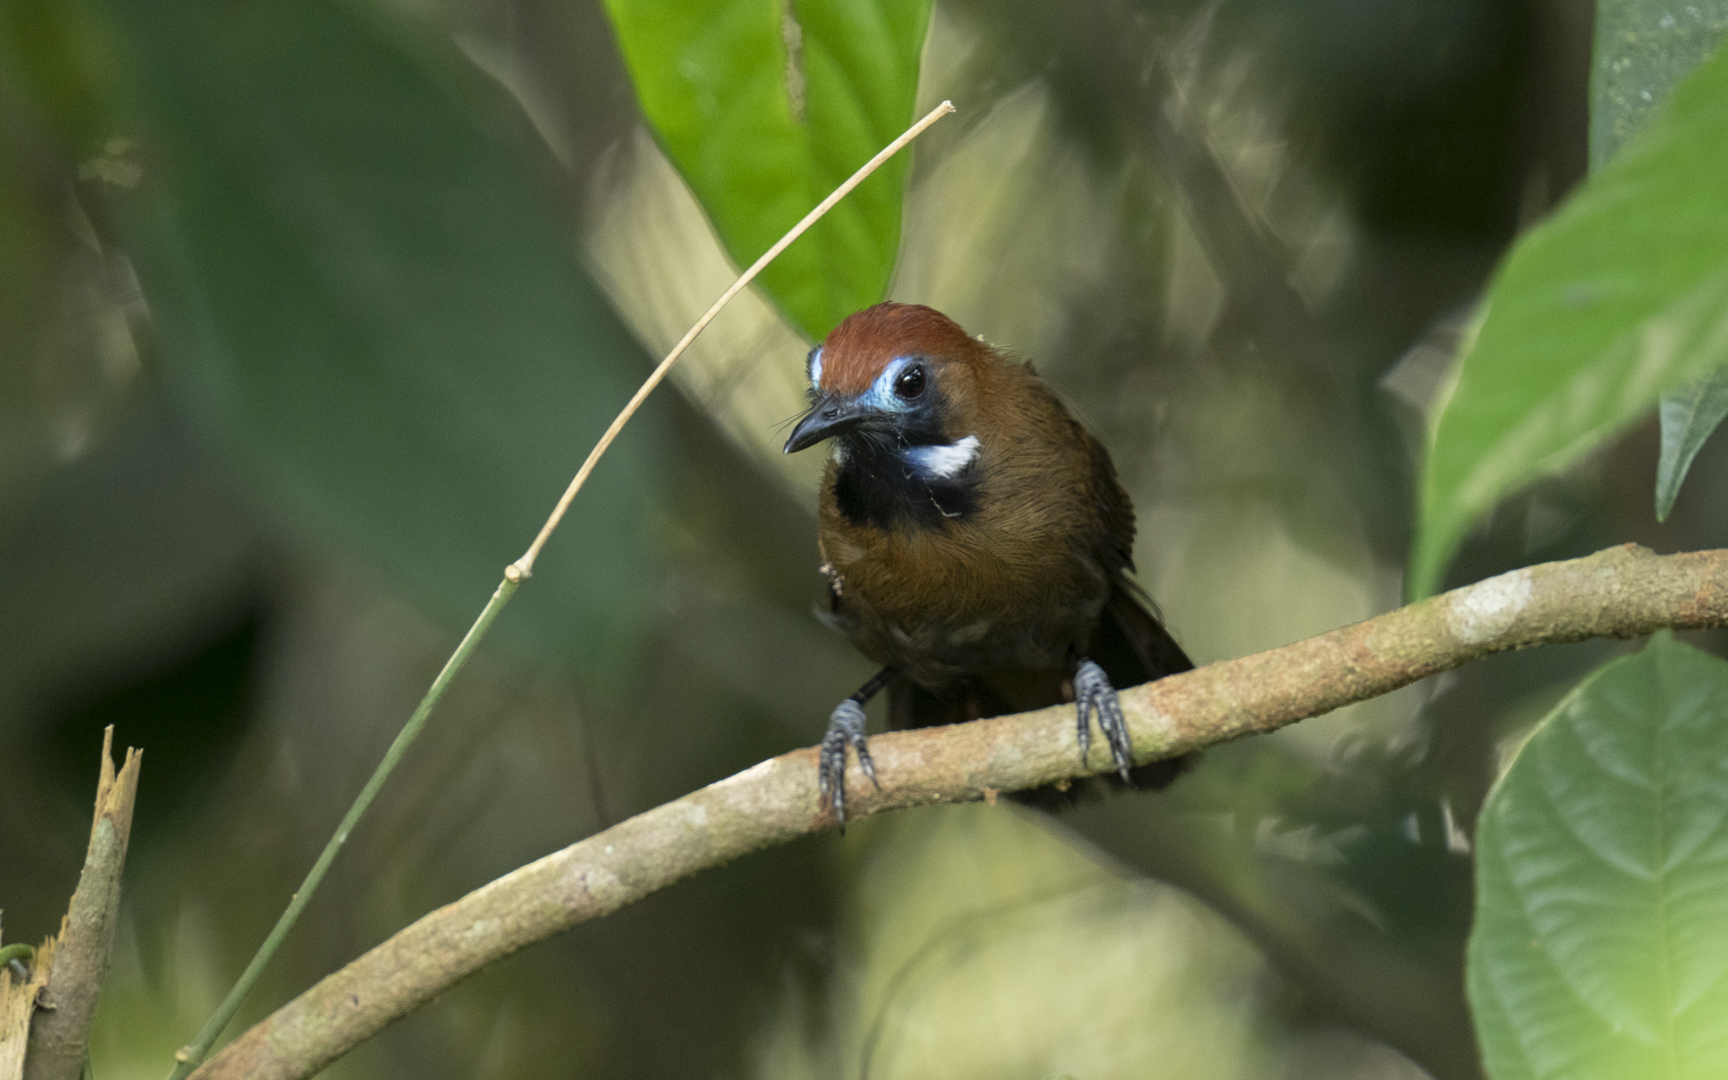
[
  {"left": 849, "top": 355, "right": 980, "bottom": 479},
  {"left": 860, "top": 356, "right": 921, "bottom": 414},
  {"left": 808, "top": 346, "right": 824, "bottom": 388}
]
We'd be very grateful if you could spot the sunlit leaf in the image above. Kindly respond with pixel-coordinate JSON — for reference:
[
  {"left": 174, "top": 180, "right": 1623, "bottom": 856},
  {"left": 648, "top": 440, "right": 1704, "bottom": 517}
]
[
  {"left": 1468, "top": 633, "right": 1728, "bottom": 1080},
  {"left": 1410, "top": 43, "right": 1728, "bottom": 597},
  {"left": 602, "top": 0, "right": 931, "bottom": 341},
  {"left": 96, "top": 0, "right": 669, "bottom": 673}
]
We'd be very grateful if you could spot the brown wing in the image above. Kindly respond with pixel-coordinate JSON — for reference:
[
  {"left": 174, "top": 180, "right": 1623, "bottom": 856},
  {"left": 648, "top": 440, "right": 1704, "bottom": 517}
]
[
  {"left": 1078, "top": 420, "right": 1139, "bottom": 576},
  {"left": 1068, "top": 426, "right": 1196, "bottom": 798},
  {"left": 887, "top": 400, "right": 1194, "bottom": 802}
]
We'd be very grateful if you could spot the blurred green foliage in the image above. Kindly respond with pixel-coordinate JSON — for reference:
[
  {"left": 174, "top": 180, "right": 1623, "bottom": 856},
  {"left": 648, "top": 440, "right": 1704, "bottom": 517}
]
[
  {"left": 1412, "top": 42, "right": 1728, "bottom": 598},
  {"left": 0, "top": 0, "right": 134, "bottom": 503},
  {"left": 602, "top": 0, "right": 930, "bottom": 340},
  {"left": 1469, "top": 634, "right": 1728, "bottom": 1079},
  {"left": 5, "top": 0, "right": 1728, "bottom": 1079},
  {"left": 96, "top": 0, "right": 671, "bottom": 675}
]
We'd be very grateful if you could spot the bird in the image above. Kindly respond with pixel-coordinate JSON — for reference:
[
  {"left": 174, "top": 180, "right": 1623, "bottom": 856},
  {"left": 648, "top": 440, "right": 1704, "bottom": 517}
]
[{"left": 782, "top": 302, "right": 1193, "bottom": 826}]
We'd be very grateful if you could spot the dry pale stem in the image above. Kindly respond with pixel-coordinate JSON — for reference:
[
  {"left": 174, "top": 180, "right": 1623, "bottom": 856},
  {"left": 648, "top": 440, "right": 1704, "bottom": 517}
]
[
  {"left": 10, "top": 728, "right": 143, "bottom": 1080},
  {"left": 1, "top": 939, "right": 52, "bottom": 1080},
  {"left": 190, "top": 544, "right": 1728, "bottom": 1080}
]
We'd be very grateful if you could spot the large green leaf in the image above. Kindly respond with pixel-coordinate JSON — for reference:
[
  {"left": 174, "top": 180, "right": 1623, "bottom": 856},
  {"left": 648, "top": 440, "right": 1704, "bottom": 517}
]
[
  {"left": 1411, "top": 42, "right": 1728, "bottom": 597},
  {"left": 602, "top": 0, "right": 931, "bottom": 341},
  {"left": 98, "top": 0, "right": 669, "bottom": 672},
  {"left": 1590, "top": 1, "right": 1728, "bottom": 522},
  {"left": 1468, "top": 634, "right": 1728, "bottom": 1080}
]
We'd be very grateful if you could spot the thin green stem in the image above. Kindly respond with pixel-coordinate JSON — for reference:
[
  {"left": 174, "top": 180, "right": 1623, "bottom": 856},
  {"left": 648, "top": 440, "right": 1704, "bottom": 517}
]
[{"left": 165, "top": 576, "right": 520, "bottom": 1080}]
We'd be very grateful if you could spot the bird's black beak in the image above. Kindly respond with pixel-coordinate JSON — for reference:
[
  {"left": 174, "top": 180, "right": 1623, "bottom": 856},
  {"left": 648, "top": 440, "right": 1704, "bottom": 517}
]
[{"left": 784, "top": 396, "right": 871, "bottom": 454}]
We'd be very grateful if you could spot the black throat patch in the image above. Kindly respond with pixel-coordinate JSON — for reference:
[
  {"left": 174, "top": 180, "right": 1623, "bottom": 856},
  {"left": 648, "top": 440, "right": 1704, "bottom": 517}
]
[{"left": 832, "top": 432, "right": 980, "bottom": 531}]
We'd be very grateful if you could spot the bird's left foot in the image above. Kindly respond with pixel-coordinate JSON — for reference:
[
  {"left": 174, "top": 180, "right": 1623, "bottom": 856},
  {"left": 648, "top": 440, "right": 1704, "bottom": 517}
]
[
  {"left": 819, "top": 699, "right": 879, "bottom": 830},
  {"left": 1074, "top": 658, "right": 1133, "bottom": 781}
]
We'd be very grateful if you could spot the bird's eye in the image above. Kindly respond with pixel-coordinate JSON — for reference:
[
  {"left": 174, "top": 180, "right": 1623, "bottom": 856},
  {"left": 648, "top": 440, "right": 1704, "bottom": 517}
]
[{"left": 893, "top": 364, "right": 926, "bottom": 400}]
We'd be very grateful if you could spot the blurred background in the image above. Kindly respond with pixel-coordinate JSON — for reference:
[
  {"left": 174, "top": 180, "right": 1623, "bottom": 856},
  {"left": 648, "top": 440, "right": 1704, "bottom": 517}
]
[{"left": 5, "top": 0, "right": 1727, "bottom": 1076}]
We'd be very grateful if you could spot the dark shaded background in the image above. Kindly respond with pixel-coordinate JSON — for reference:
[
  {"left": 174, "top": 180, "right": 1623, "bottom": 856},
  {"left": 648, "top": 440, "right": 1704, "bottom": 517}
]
[{"left": 5, "top": 0, "right": 1725, "bottom": 1076}]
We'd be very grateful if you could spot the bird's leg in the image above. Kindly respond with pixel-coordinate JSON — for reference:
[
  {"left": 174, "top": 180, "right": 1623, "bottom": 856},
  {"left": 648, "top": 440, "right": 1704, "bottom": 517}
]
[
  {"left": 1073, "top": 657, "right": 1133, "bottom": 782},
  {"left": 820, "top": 667, "right": 893, "bottom": 829}
]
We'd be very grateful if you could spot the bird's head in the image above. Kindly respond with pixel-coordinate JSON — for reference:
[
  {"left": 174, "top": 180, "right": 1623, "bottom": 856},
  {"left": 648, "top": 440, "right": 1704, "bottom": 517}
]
[{"left": 783, "top": 303, "right": 986, "bottom": 459}]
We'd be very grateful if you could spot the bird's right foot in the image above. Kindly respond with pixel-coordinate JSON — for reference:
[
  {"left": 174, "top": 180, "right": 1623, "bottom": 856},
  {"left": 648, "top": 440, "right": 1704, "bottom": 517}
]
[
  {"left": 818, "top": 698, "right": 878, "bottom": 830},
  {"left": 1074, "top": 658, "right": 1134, "bottom": 782}
]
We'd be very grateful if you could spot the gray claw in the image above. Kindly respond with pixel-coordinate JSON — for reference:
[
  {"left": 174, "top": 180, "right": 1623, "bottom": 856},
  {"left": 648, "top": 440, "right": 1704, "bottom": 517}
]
[
  {"left": 1074, "top": 659, "right": 1133, "bottom": 781},
  {"left": 819, "top": 699, "right": 878, "bottom": 829}
]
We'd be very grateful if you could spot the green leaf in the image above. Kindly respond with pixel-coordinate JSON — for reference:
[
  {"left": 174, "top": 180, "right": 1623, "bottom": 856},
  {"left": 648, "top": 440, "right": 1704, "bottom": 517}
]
[
  {"left": 602, "top": 0, "right": 931, "bottom": 341},
  {"left": 1591, "top": 1, "right": 1728, "bottom": 523},
  {"left": 1591, "top": 0, "right": 1728, "bottom": 168},
  {"left": 1410, "top": 43, "right": 1728, "bottom": 598},
  {"left": 1468, "top": 633, "right": 1728, "bottom": 1080},
  {"left": 97, "top": 0, "right": 669, "bottom": 673},
  {"left": 1656, "top": 366, "right": 1728, "bottom": 520}
]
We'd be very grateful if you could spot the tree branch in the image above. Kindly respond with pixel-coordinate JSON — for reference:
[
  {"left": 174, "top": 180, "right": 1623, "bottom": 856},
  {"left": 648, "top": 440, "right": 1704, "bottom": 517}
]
[{"left": 193, "top": 544, "right": 1728, "bottom": 1080}]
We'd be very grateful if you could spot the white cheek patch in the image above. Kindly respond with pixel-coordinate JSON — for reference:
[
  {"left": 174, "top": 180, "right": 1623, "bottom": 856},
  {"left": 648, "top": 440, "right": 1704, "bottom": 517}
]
[{"left": 905, "top": 435, "right": 981, "bottom": 479}]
